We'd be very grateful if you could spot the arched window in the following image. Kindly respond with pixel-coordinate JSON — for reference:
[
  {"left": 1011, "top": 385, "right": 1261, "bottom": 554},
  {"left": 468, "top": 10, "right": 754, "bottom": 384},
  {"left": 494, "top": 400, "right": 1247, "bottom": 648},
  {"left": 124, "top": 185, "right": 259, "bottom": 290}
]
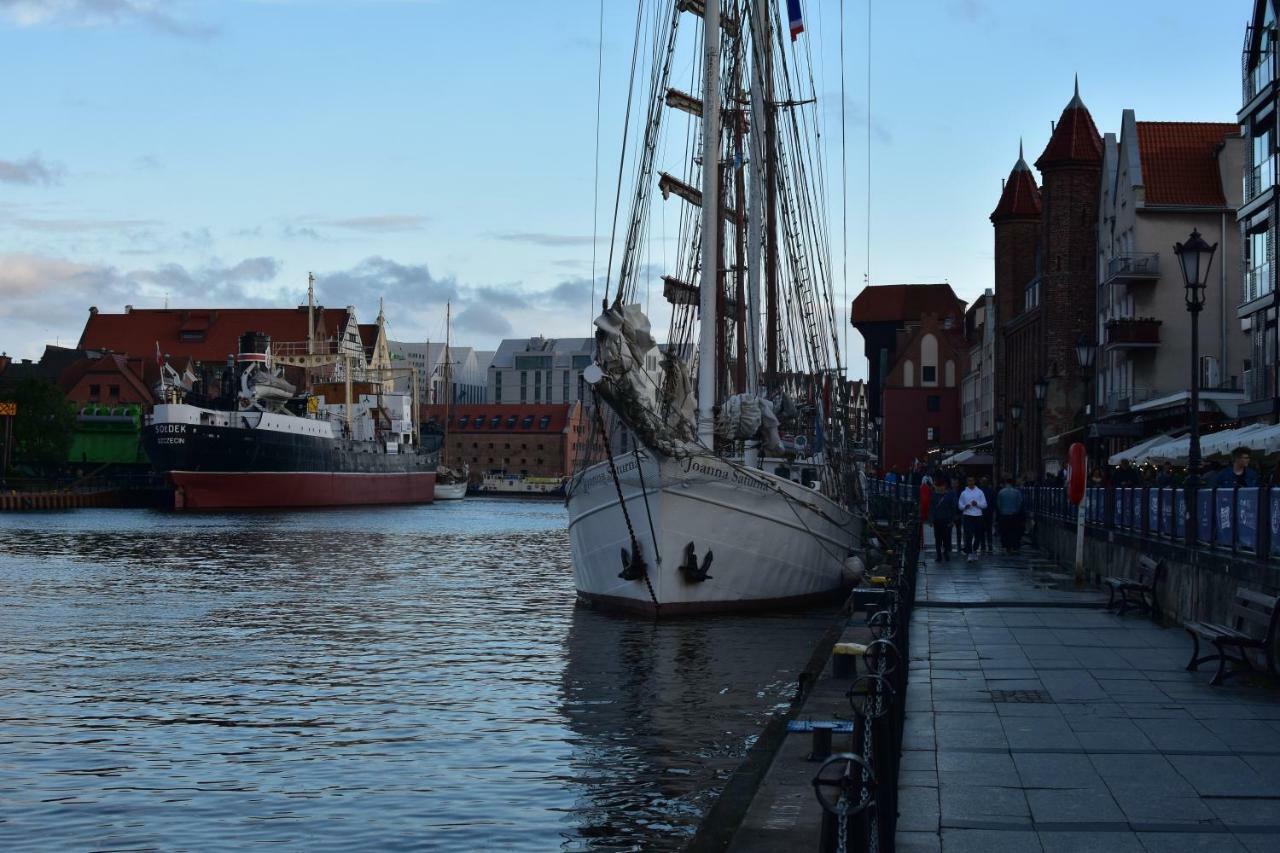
[
  {"left": 920, "top": 334, "right": 938, "bottom": 386},
  {"left": 945, "top": 360, "right": 956, "bottom": 387},
  {"left": 903, "top": 359, "right": 915, "bottom": 387}
]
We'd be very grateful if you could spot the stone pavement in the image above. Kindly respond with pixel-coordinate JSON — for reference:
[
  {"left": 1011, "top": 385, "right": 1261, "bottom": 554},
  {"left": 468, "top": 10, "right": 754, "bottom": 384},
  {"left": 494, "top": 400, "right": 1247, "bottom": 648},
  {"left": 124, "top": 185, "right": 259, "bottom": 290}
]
[{"left": 899, "top": 538, "right": 1280, "bottom": 853}]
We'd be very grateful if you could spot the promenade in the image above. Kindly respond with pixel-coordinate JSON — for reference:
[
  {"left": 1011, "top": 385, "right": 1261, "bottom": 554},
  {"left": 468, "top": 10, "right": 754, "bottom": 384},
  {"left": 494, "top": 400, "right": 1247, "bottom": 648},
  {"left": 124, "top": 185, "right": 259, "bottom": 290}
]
[{"left": 900, "top": 540, "right": 1280, "bottom": 852}]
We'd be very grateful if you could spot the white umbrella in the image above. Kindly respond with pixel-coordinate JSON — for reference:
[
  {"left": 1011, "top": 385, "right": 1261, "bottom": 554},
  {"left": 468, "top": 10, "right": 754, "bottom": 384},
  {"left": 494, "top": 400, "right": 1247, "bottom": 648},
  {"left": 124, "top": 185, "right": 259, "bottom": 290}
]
[{"left": 1109, "top": 432, "right": 1180, "bottom": 466}]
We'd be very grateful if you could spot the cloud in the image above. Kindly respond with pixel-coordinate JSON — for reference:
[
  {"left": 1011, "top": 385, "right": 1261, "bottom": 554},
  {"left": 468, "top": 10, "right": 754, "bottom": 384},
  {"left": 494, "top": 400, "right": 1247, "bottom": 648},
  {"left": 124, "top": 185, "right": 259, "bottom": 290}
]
[
  {"left": 0, "top": 154, "right": 63, "bottom": 186},
  {"left": 493, "top": 231, "right": 603, "bottom": 247},
  {"left": 473, "top": 285, "right": 528, "bottom": 309},
  {"left": 542, "top": 277, "right": 592, "bottom": 306},
  {"left": 7, "top": 215, "right": 160, "bottom": 233},
  {"left": 947, "top": 0, "right": 989, "bottom": 22},
  {"left": 454, "top": 303, "right": 512, "bottom": 336},
  {"left": 314, "top": 256, "right": 457, "bottom": 309},
  {"left": 0, "top": 0, "right": 216, "bottom": 38},
  {"left": 306, "top": 214, "right": 428, "bottom": 233},
  {"left": 0, "top": 252, "right": 285, "bottom": 357}
]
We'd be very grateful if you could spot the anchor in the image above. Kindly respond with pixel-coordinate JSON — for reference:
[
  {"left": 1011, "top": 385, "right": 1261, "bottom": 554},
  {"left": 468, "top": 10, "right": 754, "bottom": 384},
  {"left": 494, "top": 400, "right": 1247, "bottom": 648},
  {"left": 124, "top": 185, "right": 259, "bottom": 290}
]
[
  {"left": 679, "top": 541, "right": 714, "bottom": 582},
  {"left": 618, "top": 543, "right": 648, "bottom": 581}
]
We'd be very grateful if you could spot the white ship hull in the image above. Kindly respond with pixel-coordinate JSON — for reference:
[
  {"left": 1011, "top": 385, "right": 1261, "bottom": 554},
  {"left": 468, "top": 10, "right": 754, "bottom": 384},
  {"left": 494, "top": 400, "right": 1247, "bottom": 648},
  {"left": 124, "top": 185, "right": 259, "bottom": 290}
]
[
  {"left": 434, "top": 480, "right": 468, "bottom": 500},
  {"left": 568, "top": 449, "right": 858, "bottom": 615}
]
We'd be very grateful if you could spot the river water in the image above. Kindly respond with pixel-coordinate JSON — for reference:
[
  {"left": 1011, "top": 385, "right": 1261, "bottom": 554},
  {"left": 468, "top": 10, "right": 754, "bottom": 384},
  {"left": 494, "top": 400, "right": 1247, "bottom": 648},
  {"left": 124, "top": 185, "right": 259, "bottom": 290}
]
[{"left": 0, "top": 499, "right": 834, "bottom": 851}]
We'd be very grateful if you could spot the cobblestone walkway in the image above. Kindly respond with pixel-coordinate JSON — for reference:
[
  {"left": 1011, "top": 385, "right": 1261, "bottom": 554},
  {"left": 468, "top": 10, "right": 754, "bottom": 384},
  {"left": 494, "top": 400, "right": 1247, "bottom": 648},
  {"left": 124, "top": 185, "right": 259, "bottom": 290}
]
[{"left": 900, "top": 539, "right": 1280, "bottom": 853}]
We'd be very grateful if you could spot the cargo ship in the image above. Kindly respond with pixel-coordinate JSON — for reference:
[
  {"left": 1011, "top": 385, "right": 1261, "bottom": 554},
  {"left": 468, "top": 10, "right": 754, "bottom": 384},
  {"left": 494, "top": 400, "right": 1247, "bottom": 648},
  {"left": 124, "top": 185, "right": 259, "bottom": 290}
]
[{"left": 142, "top": 331, "right": 440, "bottom": 510}]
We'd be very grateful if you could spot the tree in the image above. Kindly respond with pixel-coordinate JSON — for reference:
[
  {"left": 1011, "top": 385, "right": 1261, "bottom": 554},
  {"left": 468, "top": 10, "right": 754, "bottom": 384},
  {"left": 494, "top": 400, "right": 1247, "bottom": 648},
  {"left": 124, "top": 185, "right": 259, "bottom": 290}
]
[{"left": 0, "top": 379, "right": 75, "bottom": 474}]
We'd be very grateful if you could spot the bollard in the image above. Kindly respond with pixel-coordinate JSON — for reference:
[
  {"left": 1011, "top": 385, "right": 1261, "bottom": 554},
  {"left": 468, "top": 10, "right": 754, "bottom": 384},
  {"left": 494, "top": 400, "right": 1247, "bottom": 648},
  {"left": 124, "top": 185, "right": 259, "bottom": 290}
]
[
  {"left": 813, "top": 746, "right": 874, "bottom": 853},
  {"left": 808, "top": 723, "right": 834, "bottom": 762}
]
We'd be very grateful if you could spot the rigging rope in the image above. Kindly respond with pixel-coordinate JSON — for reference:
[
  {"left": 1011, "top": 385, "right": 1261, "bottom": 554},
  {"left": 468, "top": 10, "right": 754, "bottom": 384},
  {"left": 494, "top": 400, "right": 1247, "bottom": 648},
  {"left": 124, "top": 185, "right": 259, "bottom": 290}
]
[{"left": 590, "top": 0, "right": 605, "bottom": 322}]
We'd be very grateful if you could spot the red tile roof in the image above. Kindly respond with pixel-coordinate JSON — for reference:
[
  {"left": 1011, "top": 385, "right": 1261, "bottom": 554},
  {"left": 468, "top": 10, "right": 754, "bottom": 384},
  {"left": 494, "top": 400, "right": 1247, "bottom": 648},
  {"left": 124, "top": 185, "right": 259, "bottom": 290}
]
[
  {"left": 421, "top": 403, "right": 577, "bottom": 434},
  {"left": 77, "top": 307, "right": 352, "bottom": 364},
  {"left": 1036, "top": 89, "right": 1103, "bottom": 169},
  {"left": 850, "top": 283, "right": 966, "bottom": 327},
  {"left": 1135, "top": 121, "right": 1239, "bottom": 206},
  {"left": 57, "top": 353, "right": 153, "bottom": 402},
  {"left": 991, "top": 155, "right": 1042, "bottom": 221}
]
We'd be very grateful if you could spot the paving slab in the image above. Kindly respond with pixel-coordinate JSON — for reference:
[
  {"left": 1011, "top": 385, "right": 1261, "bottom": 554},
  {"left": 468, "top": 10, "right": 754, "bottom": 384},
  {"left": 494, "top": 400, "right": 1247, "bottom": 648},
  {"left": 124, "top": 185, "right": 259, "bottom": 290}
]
[{"left": 907, "top": 534, "right": 1280, "bottom": 853}]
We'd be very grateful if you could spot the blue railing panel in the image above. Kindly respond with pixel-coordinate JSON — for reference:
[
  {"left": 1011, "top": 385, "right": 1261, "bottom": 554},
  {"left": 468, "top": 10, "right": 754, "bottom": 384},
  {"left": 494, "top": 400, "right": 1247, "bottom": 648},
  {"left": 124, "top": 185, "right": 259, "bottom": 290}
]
[
  {"left": 1175, "top": 490, "right": 1187, "bottom": 539},
  {"left": 1215, "top": 488, "right": 1235, "bottom": 548},
  {"left": 1160, "top": 488, "right": 1175, "bottom": 538},
  {"left": 1130, "top": 489, "right": 1145, "bottom": 533},
  {"left": 1197, "top": 489, "right": 1214, "bottom": 544},
  {"left": 1239, "top": 488, "right": 1260, "bottom": 554},
  {"left": 1147, "top": 489, "right": 1160, "bottom": 535}
]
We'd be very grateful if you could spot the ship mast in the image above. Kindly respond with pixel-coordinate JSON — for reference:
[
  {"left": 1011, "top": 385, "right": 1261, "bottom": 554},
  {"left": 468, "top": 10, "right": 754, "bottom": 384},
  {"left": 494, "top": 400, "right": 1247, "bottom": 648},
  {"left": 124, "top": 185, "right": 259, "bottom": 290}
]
[
  {"left": 746, "top": 0, "right": 766, "bottom": 397},
  {"left": 762, "top": 0, "right": 778, "bottom": 391},
  {"left": 442, "top": 301, "right": 452, "bottom": 466},
  {"left": 697, "top": 0, "right": 722, "bottom": 448}
]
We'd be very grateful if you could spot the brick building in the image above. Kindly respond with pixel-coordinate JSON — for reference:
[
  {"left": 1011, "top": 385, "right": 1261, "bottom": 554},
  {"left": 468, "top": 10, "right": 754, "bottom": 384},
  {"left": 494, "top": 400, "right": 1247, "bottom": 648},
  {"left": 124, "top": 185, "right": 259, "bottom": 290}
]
[
  {"left": 878, "top": 313, "right": 969, "bottom": 473},
  {"left": 422, "top": 402, "right": 596, "bottom": 481},
  {"left": 992, "top": 82, "right": 1103, "bottom": 479}
]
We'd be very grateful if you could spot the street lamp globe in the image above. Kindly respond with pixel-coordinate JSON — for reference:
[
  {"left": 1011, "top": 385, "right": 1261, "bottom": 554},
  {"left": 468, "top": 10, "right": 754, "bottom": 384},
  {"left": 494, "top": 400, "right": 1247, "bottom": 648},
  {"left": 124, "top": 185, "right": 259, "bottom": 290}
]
[
  {"left": 1075, "top": 334, "right": 1096, "bottom": 371},
  {"left": 1011, "top": 402, "right": 1023, "bottom": 422},
  {"left": 1174, "top": 228, "right": 1218, "bottom": 312},
  {"left": 994, "top": 417, "right": 1005, "bottom": 435},
  {"left": 1034, "top": 377, "right": 1049, "bottom": 404}
]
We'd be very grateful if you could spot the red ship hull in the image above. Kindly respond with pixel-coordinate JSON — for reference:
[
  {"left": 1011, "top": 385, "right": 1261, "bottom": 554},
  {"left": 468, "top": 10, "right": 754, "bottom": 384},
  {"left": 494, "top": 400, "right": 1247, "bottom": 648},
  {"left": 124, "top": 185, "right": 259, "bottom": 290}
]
[{"left": 168, "top": 471, "right": 437, "bottom": 510}]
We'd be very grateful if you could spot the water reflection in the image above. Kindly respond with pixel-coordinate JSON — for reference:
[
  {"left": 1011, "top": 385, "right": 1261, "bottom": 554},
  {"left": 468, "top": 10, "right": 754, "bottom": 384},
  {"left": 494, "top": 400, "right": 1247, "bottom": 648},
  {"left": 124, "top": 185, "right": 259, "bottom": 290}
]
[{"left": 0, "top": 502, "right": 832, "bottom": 851}]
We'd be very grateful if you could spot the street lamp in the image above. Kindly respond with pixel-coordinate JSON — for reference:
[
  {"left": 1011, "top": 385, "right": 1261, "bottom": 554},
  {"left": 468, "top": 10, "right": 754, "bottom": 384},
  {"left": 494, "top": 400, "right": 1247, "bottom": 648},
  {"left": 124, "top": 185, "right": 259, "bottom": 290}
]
[
  {"left": 874, "top": 414, "right": 884, "bottom": 472},
  {"left": 1033, "top": 377, "right": 1049, "bottom": 480},
  {"left": 1075, "top": 334, "right": 1098, "bottom": 472},
  {"left": 1175, "top": 228, "right": 1217, "bottom": 545}
]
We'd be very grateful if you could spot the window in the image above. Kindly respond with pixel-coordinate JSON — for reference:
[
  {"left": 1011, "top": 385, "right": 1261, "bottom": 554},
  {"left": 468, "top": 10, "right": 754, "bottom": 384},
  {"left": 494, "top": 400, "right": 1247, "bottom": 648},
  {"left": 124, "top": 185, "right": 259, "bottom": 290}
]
[
  {"left": 514, "top": 355, "right": 552, "bottom": 370},
  {"left": 539, "top": 415, "right": 551, "bottom": 429},
  {"left": 1024, "top": 277, "right": 1041, "bottom": 311},
  {"left": 520, "top": 371, "right": 528, "bottom": 403},
  {"left": 922, "top": 366, "right": 937, "bottom": 383},
  {"left": 494, "top": 372, "right": 503, "bottom": 402},
  {"left": 927, "top": 395, "right": 940, "bottom": 412},
  {"left": 458, "top": 415, "right": 470, "bottom": 427},
  {"left": 474, "top": 414, "right": 485, "bottom": 429},
  {"left": 534, "top": 370, "right": 542, "bottom": 402},
  {"left": 108, "top": 385, "right": 120, "bottom": 398},
  {"left": 572, "top": 354, "right": 592, "bottom": 369},
  {"left": 506, "top": 415, "right": 518, "bottom": 428},
  {"left": 522, "top": 415, "right": 534, "bottom": 429},
  {"left": 179, "top": 331, "right": 204, "bottom": 343},
  {"left": 562, "top": 370, "right": 569, "bottom": 402},
  {"left": 89, "top": 384, "right": 100, "bottom": 398},
  {"left": 490, "top": 416, "right": 501, "bottom": 428},
  {"left": 926, "top": 427, "right": 937, "bottom": 442}
]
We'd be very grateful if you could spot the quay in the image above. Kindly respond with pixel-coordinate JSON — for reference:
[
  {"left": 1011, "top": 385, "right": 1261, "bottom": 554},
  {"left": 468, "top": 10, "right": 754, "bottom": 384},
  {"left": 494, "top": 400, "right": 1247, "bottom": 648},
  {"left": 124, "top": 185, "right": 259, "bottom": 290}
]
[{"left": 697, "top": 491, "right": 1280, "bottom": 853}]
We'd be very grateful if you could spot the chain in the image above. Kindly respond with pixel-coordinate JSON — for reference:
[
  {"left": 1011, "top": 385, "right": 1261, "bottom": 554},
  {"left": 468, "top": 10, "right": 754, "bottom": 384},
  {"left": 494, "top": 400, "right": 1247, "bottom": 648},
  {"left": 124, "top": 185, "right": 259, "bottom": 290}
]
[
  {"left": 592, "top": 395, "right": 659, "bottom": 612},
  {"left": 835, "top": 794, "right": 849, "bottom": 853}
]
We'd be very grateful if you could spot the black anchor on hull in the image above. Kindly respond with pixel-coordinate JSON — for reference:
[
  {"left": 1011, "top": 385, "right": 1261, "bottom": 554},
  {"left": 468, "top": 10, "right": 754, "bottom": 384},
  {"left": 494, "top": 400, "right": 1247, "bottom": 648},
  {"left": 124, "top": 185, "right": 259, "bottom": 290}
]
[{"left": 680, "top": 541, "right": 713, "bottom": 582}]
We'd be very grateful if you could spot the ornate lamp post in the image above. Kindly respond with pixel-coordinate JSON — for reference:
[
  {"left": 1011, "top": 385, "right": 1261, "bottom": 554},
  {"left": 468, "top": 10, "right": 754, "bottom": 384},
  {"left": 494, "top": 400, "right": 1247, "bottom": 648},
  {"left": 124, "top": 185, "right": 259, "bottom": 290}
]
[
  {"left": 874, "top": 414, "right": 884, "bottom": 473},
  {"left": 1034, "top": 377, "right": 1049, "bottom": 481},
  {"left": 1075, "top": 334, "right": 1098, "bottom": 472},
  {"left": 1011, "top": 401, "right": 1024, "bottom": 481},
  {"left": 1175, "top": 228, "right": 1217, "bottom": 545}
]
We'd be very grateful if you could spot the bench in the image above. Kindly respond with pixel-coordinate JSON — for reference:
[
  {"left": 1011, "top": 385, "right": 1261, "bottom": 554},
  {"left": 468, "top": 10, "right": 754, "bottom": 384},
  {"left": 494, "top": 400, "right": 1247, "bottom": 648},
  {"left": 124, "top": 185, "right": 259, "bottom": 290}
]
[
  {"left": 1184, "top": 588, "right": 1280, "bottom": 686},
  {"left": 1104, "top": 556, "right": 1164, "bottom": 619}
]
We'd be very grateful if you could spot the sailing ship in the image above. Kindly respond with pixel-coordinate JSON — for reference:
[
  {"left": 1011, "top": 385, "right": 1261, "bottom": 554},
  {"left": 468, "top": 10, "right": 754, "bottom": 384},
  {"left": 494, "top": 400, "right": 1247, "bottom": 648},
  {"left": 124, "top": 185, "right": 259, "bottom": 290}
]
[
  {"left": 566, "top": 0, "right": 862, "bottom": 614},
  {"left": 434, "top": 302, "right": 469, "bottom": 500}
]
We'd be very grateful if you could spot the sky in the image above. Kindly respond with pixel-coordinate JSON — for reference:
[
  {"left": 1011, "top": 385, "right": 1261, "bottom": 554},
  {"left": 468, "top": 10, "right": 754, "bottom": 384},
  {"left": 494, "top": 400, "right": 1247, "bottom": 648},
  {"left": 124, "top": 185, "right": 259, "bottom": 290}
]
[{"left": 0, "top": 0, "right": 1253, "bottom": 380}]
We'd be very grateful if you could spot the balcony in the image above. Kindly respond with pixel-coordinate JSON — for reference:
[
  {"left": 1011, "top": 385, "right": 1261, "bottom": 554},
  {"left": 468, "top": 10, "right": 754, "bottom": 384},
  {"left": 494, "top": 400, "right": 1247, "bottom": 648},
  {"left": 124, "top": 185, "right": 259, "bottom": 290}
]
[
  {"left": 1103, "top": 252, "right": 1160, "bottom": 286},
  {"left": 1244, "top": 156, "right": 1277, "bottom": 205},
  {"left": 1244, "top": 37, "right": 1277, "bottom": 105},
  {"left": 1243, "top": 263, "right": 1274, "bottom": 307},
  {"left": 1105, "top": 317, "right": 1161, "bottom": 349},
  {"left": 1102, "top": 386, "right": 1158, "bottom": 414}
]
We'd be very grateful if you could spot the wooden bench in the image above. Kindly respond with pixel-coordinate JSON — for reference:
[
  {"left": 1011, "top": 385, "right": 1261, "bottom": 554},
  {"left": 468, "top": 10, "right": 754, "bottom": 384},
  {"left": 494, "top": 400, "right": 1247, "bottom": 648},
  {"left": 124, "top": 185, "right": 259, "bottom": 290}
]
[
  {"left": 1104, "top": 556, "right": 1164, "bottom": 619},
  {"left": 1184, "top": 588, "right": 1280, "bottom": 686}
]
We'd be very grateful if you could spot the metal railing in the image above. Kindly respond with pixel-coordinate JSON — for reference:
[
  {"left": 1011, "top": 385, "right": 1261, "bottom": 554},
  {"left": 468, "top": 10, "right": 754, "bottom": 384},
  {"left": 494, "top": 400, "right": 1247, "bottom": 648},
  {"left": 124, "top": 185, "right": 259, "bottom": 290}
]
[
  {"left": 1245, "top": 42, "right": 1277, "bottom": 103},
  {"left": 1101, "top": 386, "right": 1158, "bottom": 414},
  {"left": 1104, "top": 252, "right": 1159, "bottom": 282},
  {"left": 1024, "top": 484, "right": 1275, "bottom": 557},
  {"left": 1245, "top": 263, "right": 1274, "bottom": 304}
]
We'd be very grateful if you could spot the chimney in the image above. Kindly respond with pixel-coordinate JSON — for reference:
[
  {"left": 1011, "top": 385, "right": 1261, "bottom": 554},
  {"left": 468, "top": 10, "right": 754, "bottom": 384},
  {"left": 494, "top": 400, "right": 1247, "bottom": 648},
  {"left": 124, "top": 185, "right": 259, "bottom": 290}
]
[
  {"left": 124, "top": 305, "right": 133, "bottom": 313},
  {"left": 89, "top": 306, "right": 98, "bottom": 315}
]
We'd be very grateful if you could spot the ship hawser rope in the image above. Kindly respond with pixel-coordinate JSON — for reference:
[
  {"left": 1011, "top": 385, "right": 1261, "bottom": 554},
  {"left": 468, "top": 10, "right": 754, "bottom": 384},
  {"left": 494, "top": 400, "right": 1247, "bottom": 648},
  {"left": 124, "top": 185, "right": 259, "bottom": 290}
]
[{"left": 593, "top": 393, "right": 660, "bottom": 613}]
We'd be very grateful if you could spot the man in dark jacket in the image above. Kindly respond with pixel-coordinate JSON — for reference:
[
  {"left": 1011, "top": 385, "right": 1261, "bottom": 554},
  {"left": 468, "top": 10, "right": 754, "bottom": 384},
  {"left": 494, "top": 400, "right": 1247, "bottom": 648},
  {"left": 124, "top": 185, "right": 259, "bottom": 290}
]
[
  {"left": 929, "top": 479, "right": 959, "bottom": 561},
  {"left": 1213, "top": 447, "right": 1260, "bottom": 488},
  {"left": 996, "top": 478, "right": 1024, "bottom": 553}
]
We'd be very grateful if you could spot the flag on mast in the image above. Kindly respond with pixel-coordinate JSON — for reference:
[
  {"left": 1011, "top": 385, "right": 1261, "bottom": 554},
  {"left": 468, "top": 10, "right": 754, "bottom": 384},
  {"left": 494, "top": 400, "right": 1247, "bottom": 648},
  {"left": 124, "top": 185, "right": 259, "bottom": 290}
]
[{"left": 787, "top": 0, "right": 804, "bottom": 41}]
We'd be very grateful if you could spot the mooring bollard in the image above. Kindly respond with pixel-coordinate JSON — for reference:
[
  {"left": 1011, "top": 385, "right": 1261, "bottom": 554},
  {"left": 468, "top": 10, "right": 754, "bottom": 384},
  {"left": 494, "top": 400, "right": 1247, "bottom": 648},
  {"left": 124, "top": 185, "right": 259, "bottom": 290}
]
[{"left": 808, "top": 722, "right": 834, "bottom": 762}]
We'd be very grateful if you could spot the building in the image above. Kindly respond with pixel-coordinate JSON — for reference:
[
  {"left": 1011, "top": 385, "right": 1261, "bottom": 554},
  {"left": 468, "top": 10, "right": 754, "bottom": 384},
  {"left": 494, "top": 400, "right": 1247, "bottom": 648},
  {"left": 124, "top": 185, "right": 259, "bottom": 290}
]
[
  {"left": 960, "top": 290, "right": 996, "bottom": 444},
  {"left": 389, "top": 341, "right": 488, "bottom": 404},
  {"left": 488, "top": 337, "right": 596, "bottom": 405},
  {"left": 1238, "top": 2, "right": 1280, "bottom": 421},
  {"left": 846, "top": 379, "right": 870, "bottom": 452},
  {"left": 877, "top": 312, "right": 969, "bottom": 473},
  {"left": 1095, "top": 112, "right": 1246, "bottom": 445},
  {"left": 992, "top": 82, "right": 1103, "bottom": 480},
  {"left": 850, "top": 282, "right": 967, "bottom": 429},
  {"left": 422, "top": 402, "right": 595, "bottom": 481}
]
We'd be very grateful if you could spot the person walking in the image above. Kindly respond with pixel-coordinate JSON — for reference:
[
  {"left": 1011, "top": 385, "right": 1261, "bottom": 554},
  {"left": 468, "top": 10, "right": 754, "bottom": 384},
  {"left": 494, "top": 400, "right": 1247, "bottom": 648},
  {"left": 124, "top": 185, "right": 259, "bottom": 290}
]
[
  {"left": 958, "top": 475, "right": 988, "bottom": 562},
  {"left": 996, "top": 478, "right": 1024, "bottom": 553},
  {"left": 929, "top": 479, "right": 959, "bottom": 561}
]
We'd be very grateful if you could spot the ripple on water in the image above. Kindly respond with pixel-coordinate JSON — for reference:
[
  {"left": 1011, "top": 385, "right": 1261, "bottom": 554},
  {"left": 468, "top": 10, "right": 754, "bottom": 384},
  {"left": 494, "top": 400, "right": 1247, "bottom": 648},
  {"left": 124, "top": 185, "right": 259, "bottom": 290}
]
[{"left": 0, "top": 500, "right": 834, "bottom": 851}]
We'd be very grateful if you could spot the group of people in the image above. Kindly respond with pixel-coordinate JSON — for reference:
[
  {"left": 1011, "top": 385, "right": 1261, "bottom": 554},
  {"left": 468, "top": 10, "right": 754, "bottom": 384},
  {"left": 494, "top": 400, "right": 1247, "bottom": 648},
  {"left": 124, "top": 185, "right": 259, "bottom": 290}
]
[
  {"left": 1100, "top": 448, "right": 1261, "bottom": 489},
  {"left": 923, "top": 474, "right": 1025, "bottom": 563}
]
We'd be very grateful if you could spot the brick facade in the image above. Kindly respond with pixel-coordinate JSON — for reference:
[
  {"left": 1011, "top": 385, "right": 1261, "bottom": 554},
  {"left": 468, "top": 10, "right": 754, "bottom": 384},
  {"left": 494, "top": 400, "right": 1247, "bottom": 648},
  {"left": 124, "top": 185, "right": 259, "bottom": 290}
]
[{"left": 878, "top": 313, "right": 968, "bottom": 473}]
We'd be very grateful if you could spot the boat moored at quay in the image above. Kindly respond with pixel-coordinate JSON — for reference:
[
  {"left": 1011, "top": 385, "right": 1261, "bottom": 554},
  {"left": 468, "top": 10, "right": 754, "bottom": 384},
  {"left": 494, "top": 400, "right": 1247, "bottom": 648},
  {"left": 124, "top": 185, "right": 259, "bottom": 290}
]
[{"left": 143, "top": 329, "right": 439, "bottom": 510}]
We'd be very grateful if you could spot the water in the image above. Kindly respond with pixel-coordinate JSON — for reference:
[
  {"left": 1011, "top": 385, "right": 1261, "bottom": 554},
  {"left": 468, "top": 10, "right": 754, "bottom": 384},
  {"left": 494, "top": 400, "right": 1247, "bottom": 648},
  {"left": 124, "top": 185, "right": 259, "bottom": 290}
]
[{"left": 0, "top": 500, "right": 835, "bottom": 851}]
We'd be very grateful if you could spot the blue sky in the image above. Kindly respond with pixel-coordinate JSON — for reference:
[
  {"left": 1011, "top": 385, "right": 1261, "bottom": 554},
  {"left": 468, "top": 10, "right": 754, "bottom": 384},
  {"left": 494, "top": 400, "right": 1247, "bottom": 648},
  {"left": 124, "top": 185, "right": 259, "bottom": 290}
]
[{"left": 0, "top": 0, "right": 1252, "bottom": 380}]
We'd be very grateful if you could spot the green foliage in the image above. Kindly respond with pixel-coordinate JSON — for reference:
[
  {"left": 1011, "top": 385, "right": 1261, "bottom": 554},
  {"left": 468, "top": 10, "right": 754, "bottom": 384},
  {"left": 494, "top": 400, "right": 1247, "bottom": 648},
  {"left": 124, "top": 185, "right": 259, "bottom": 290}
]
[{"left": 0, "top": 379, "right": 76, "bottom": 473}]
